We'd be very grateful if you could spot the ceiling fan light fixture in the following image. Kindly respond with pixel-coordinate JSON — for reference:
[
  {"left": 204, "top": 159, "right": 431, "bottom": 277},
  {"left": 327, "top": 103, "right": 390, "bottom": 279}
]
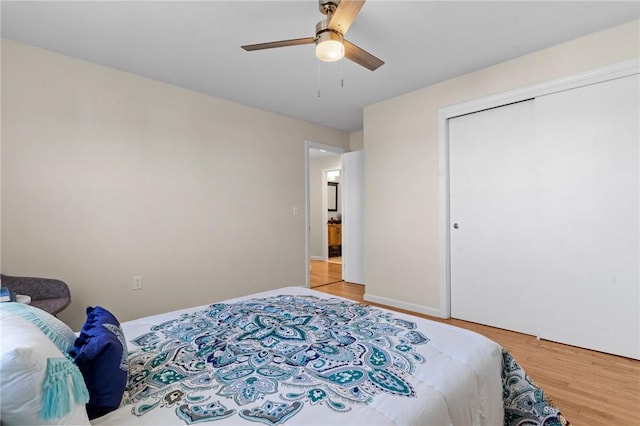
[{"left": 315, "top": 30, "right": 344, "bottom": 62}]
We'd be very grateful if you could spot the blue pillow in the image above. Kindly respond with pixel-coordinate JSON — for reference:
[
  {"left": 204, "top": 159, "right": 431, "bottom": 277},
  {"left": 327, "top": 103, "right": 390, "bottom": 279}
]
[{"left": 70, "top": 306, "right": 128, "bottom": 420}]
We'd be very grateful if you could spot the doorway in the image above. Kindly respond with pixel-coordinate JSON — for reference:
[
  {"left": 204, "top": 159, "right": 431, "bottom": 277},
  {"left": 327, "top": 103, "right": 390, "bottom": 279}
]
[{"left": 306, "top": 144, "right": 344, "bottom": 288}]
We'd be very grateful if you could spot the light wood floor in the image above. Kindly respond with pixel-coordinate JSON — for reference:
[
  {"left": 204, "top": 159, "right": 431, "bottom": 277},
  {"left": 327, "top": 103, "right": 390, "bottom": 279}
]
[
  {"left": 313, "top": 281, "right": 640, "bottom": 426},
  {"left": 309, "top": 259, "right": 342, "bottom": 288}
]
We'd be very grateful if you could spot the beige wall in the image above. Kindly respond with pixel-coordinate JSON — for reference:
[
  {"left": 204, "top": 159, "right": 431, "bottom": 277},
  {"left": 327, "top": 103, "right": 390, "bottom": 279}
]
[
  {"left": 364, "top": 20, "right": 640, "bottom": 313},
  {"left": 349, "top": 131, "right": 364, "bottom": 151},
  {"left": 1, "top": 39, "right": 349, "bottom": 330}
]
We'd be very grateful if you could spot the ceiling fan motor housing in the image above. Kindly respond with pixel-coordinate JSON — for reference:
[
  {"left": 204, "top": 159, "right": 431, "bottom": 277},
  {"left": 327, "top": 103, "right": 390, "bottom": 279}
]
[{"left": 315, "top": 19, "right": 343, "bottom": 44}]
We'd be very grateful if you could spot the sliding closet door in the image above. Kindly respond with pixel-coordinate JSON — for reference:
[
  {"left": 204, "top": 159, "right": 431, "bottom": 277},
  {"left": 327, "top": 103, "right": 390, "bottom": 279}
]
[
  {"left": 449, "top": 100, "right": 537, "bottom": 335},
  {"left": 535, "top": 75, "right": 639, "bottom": 359},
  {"left": 450, "top": 73, "right": 639, "bottom": 359}
]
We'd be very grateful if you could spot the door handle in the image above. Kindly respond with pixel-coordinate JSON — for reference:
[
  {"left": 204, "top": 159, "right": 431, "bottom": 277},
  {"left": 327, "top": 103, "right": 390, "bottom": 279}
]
[{"left": 453, "top": 223, "right": 459, "bottom": 229}]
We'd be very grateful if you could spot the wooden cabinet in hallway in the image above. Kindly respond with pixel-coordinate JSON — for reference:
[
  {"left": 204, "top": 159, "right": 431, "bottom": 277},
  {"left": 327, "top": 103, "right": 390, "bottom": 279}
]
[{"left": 327, "top": 223, "right": 341, "bottom": 257}]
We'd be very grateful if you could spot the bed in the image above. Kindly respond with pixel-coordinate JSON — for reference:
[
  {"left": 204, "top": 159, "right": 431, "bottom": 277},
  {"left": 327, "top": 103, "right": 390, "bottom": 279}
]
[
  {"left": 91, "top": 287, "right": 565, "bottom": 426},
  {"left": 0, "top": 286, "right": 566, "bottom": 425}
]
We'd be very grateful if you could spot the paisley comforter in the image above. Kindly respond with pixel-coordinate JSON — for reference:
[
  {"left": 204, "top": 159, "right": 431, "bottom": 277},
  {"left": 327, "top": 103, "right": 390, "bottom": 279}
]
[{"left": 92, "top": 287, "right": 565, "bottom": 426}]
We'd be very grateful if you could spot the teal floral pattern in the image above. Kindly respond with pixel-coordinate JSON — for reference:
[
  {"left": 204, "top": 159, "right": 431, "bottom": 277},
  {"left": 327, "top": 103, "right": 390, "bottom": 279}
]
[
  {"left": 124, "top": 294, "right": 567, "bottom": 425},
  {"left": 125, "top": 295, "right": 429, "bottom": 424}
]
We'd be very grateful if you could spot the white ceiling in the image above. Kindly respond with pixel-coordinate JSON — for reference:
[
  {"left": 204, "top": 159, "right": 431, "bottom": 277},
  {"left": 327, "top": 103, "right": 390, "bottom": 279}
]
[{"left": 1, "top": 1, "right": 638, "bottom": 132}]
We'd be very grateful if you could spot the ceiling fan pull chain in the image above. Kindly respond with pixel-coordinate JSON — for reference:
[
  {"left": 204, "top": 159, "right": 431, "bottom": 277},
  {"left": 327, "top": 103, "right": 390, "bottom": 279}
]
[
  {"left": 317, "top": 61, "right": 321, "bottom": 98},
  {"left": 341, "top": 56, "right": 344, "bottom": 88}
]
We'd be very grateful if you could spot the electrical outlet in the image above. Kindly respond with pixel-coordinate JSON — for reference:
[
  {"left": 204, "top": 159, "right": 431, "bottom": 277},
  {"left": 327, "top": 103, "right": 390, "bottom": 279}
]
[{"left": 133, "top": 276, "right": 143, "bottom": 290}]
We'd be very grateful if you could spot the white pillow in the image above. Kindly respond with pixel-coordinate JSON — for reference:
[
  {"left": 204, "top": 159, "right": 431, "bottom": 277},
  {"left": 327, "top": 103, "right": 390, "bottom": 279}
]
[
  {"left": 0, "top": 302, "right": 77, "bottom": 354},
  {"left": 0, "top": 310, "right": 91, "bottom": 425}
]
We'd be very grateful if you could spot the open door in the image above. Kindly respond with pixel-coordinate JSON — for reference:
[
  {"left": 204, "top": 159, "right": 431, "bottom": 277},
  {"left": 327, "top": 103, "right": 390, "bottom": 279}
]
[{"left": 342, "top": 151, "right": 365, "bottom": 284}]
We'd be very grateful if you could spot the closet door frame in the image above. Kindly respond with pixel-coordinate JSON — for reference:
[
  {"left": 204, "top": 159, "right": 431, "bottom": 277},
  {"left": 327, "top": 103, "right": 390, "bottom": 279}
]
[{"left": 437, "top": 58, "right": 639, "bottom": 319}]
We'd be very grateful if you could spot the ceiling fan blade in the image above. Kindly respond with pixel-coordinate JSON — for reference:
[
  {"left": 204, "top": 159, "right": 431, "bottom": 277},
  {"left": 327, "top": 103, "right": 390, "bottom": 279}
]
[
  {"left": 241, "top": 37, "right": 315, "bottom": 51},
  {"left": 343, "top": 39, "right": 384, "bottom": 71},
  {"left": 328, "top": 0, "right": 365, "bottom": 35}
]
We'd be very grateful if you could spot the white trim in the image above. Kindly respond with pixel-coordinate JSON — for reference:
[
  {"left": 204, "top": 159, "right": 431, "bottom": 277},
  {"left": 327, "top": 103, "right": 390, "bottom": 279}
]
[
  {"left": 438, "top": 58, "right": 640, "bottom": 319},
  {"left": 307, "top": 141, "right": 346, "bottom": 155},
  {"left": 437, "top": 121, "right": 451, "bottom": 319},
  {"left": 309, "top": 255, "right": 324, "bottom": 261},
  {"left": 440, "top": 58, "right": 640, "bottom": 120},
  {"left": 304, "top": 141, "right": 311, "bottom": 289},
  {"left": 364, "top": 293, "right": 442, "bottom": 318},
  {"left": 305, "top": 141, "right": 346, "bottom": 288}
]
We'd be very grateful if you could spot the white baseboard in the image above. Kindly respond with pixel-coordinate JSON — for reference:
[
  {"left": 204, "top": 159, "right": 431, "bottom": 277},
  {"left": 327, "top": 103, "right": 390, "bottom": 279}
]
[
  {"left": 309, "top": 255, "right": 325, "bottom": 261},
  {"left": 363, "top": 293, "right": 445, "bottom": 318}
]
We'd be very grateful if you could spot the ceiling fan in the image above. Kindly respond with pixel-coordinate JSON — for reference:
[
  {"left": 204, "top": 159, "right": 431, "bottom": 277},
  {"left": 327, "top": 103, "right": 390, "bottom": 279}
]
[{"left": 241, "top": 0, "right": 384, "bottom": 71}]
